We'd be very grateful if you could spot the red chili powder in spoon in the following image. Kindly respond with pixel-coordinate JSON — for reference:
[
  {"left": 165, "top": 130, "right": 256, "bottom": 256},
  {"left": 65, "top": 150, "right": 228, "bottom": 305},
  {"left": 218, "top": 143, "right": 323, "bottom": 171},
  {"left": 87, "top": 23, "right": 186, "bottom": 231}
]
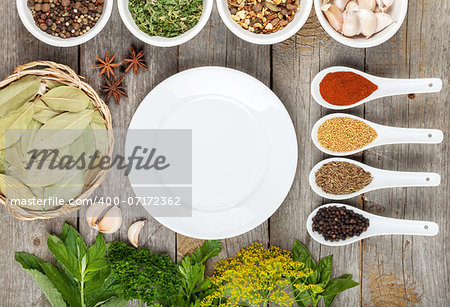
[{"left": 319, "top": 71, "right": 378, "bottom": 106}]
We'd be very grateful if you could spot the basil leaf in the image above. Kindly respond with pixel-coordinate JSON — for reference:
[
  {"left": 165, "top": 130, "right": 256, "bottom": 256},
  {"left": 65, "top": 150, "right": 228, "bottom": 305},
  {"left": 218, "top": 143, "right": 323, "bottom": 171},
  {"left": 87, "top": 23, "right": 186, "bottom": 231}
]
[
  {"left": 321, "top": 278, "right": 359, "bottom": 297},
  {"left": 317, "top": 255, "right": 333, "bottom": 285},
  {"left": 189, "top": 239, "right": 221, "bottom": 264},
  {"left": 23, "top": 269, "right": 67, "bottom": 307},
  {"left": 292, "top": 239, "right": 316, "bottom": 270},
  {"left": 84, "top": 268, "right": 112, "bottom": 294},
  {"left": 87, "top": 233, "right": 107, "bottom": 263},
  {"left": 47, "top": 234, "right": 81, "bottom": 281},
  {"left": 322, "top": 274, "right": 353, "bottom": 307},
  {"left": 85, "top": 274, "right": 122, "bottom": 307}
]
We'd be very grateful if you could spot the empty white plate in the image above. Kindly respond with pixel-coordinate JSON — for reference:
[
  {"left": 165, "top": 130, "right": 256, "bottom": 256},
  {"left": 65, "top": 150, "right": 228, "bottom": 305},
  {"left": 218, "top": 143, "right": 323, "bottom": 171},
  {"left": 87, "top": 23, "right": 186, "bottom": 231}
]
[{"left": 126, "top": 67, "right": 298, "bottom": 239}]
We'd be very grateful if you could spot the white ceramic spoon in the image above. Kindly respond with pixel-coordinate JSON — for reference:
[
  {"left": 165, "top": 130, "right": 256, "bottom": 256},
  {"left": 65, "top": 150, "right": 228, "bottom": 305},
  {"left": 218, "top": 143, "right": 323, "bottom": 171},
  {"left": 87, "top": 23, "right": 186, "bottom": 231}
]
[
  {"left": 311, "top": 66, "right": 443, "bottom": 110},
  {"left": 306, "top": 203, "right": 439, "bottom": 247},
  {"left": 311, "top": 113, "right": 444, "bottom": 156},
  {"left": 309, "top": 158, "right": 441, "bottom": 200}
]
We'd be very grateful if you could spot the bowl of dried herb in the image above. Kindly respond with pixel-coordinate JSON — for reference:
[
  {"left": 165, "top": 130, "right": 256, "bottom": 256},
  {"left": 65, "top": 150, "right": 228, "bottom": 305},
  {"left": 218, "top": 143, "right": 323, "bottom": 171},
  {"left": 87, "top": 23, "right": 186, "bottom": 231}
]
[
  {"left": 118, "top": 0, "right": 214, "bottom": 47},
  {"left": 17, "top": 0, "right": 114, "bottom": 47}
]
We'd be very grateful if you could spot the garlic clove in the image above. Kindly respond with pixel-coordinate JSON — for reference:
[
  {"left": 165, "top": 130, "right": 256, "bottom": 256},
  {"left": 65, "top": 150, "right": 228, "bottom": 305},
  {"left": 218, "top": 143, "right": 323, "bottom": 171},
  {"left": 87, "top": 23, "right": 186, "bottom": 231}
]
[
  {"left": 342, "top": 10, "right": 361, "bottom": 36},
  {"left": 358, "top": 9, "right": 377, "bottom": 38},
  {"left": 375, "top": 12, "right": 394, "bottom": 33},
  {"left": 345, "top": 1, "right": 359, "bottom": 12},
  {"left": 322, "top": 4, "right": 344, "bottom": 32},
  {"left": 333, "top": 0, "right": 350, "bottom": 11},
  {"left": 376, "top": 0, "right": 393, "bottom": 12},
  {"left": 86, "top": 202, "right": 111, "bottom": 228},
  {"left": 128, "top": 220, "right": 147, "bottom": 248},
  {"left": 357, "top": 0, "right": 376, "bottom": 11},
  {"left": 96, "top": 206, "right": 122, "bottom": 234}
]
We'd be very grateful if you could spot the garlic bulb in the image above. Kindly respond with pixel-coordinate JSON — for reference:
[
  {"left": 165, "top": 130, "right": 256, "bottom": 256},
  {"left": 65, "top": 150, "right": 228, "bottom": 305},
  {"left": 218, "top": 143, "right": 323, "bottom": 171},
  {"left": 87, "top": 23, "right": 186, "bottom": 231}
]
[
  {"left": 358, "top": 9, "right": 377, "bottom": 37},
  {"left": 333, "top": 0, "right": 350, "bottom": 11},
  {"left": 128, "top": 220, "right": 147, "bottom": 248},
  {"left": 86, "top": 203, "right": 122, "bottom": 234},
  {"left": 357, "top": 0, "right": 376, "bottom": 11},
  {"left": 342, "top": 10, "right": 361, "bottom": 36},
  {"left": 375, "top": 12, "right": 394, "bottom": 33},
  {"left": 322, "top": 4, "right": 343, "bottom": 32}
]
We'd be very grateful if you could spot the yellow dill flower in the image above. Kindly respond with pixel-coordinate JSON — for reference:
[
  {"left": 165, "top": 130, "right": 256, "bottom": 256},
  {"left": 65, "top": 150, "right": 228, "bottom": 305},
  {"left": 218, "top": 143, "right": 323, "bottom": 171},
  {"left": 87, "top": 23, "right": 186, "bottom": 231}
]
[{"left": 201, "top": 242, "right": 313, "bottom": 307}]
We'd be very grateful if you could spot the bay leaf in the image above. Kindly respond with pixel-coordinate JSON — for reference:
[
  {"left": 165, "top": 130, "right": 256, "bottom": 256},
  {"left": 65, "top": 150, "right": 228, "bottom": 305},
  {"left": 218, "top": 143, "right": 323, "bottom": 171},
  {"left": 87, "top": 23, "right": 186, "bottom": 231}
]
[
  {"left": 91, "top": 111, "right": 108, "bottom": 154},
  {"left": 0, "top": 174, "right": 42, "bottom": 211},
  {"left": 45, "top": 80, "right": 64, "bottom": 90},
  {"left": 83, "top": 156, "right": 102, "bottom": 187},
  {"left": 41, "top": 86, "right": 90, "bottom": 112},
  {"left": 44, "top": 169, "right": 85, "bottom": 203},
  {"left": 34, "top": 98, "right": 48, "bottom": 112},
  {"left": 33, "top": 109, "right": 62, "bottom": 124},
  {"left": 0, "top": 102, "right": 35, "bottom": 149},
  {"left": 20, "top": 120, "right": 43, "bottom": 161},
  {"left": 31, "top": 109, "right": 94, "bottom": 150},
  {"left": 0, "top": 75, "right": 41, "bottom": 116},
  {"left": 70, "top": 126, "right": 96, "bottom": 168},
  {"left": 21, "top": 159, "right": 66, "bottom": 187},
  {"left": 4, "top": 141, "right": 27, "bottom": 177}
]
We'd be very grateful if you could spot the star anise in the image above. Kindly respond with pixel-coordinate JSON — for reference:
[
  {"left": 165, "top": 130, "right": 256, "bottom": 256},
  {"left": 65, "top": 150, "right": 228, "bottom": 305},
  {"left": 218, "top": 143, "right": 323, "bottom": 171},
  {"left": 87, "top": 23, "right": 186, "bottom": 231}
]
[
  {"left": 101, "top": 75, "right": 127, "bottom": 105},
  {"left": 92, "top": 50, "right": 121, "bottom": 78},
  {"left": 122, "top": 47, "right": 148, "bottom": 75}
]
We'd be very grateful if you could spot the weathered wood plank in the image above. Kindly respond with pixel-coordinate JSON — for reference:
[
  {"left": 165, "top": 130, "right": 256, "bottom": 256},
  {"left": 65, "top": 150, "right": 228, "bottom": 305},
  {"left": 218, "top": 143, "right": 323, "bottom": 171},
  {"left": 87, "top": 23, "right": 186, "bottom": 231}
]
[
  {"left": 270, "top": 10, "right": 365, "bottom": 306},
  {"left": 0, "top": 3, "right": 79, "bottom": 306}
]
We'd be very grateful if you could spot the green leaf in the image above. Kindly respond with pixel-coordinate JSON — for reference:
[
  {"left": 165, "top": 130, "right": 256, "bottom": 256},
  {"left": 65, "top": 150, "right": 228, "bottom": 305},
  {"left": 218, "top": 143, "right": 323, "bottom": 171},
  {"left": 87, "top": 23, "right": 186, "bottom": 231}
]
[
  {"left": 317, "top": 255, "right": 333, "bottom": 285},
  {"left": 97, "top": 296, "right": 128, "bottom": 307},
  {"left": 15, "top": 252, "right": 46, "bottom": 273},
  {"left": 41, "top": 86, "right": 90, "bottom": 112},
  {"left": 293, "top": 287, "right": 311, "bottom": 307},
  {"left": 189, "top": 240, "right": 221, "bottom": 264},
  {"left": 0, "top": 174, "right": 38, "bottom": 210},
  {"left": 87, "top": 233, "right": 107, "bottom": 263},
  {"left": 47, "top": 234, "right": 81, "bottom": 281},
  {"left": 31, "top": 109, "right": 94, "bottom": 149},
  {"left": 322, "top": 275, "right": 353, "bottom": 307},
  {"left": 20, "top": 119, "right": 42, "bottom": 160},
  {"left": 84, "top": 267, "right": 112, "bottom": 294},
  {"left": 23, "top": 269, "right": 67, "bottom": 307},
  {"left": 321, "top": 278, "right": 359, "bottom": 297},
  {"left": 44, "top": 168, "right": 85, "bottom": 203},
  {"left": 0, "top": 101, "right": 35, "bottom": 149},
  {"left": 33, "top": 108, "right": 62, "bottom": 124},
  {"left": 0, "top": 75, "right": 41, "bottom": 116},
  {"left": 85, "top": 273, "right": 122, "bottom": 307},
  {"left": 69, "top": 126, "right": 96, "bottom": 166},
  {"left": 292, "top": 239, "right": 316, "bottom": 270}
]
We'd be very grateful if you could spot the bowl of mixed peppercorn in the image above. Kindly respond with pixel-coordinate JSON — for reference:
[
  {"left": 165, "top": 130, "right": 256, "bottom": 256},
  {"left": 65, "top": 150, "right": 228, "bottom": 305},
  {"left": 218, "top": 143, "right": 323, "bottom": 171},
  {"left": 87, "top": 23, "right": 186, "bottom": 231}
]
[
  {"left": 17, "top": 0, "right": 113, "bottom": 47},
  {"left": 217, "top": 0, "right": 313, "bottom": 44}
]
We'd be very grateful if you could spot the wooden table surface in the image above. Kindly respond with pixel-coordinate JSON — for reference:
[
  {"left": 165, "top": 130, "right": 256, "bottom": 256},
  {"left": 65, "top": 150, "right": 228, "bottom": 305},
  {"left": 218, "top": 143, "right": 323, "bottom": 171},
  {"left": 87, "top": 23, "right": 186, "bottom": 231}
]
[{"left": 0, "top": 1, "right": 448, "bottom": 306}]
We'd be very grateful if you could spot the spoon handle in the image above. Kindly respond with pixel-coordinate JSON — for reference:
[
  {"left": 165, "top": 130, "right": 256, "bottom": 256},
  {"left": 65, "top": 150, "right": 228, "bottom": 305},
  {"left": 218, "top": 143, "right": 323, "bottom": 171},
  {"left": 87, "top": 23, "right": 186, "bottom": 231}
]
[
  {"left": 374, "top": 217, "right": 439, "bottom": 236},
  {"left": 379, "top": 126, "right": 443, "bottom": 144},
  {"left": 377, "top": 77, "right": 442, "bottom": 95},
  {"left": 374, "top": 170, "right": 440, "bottom": 188}
]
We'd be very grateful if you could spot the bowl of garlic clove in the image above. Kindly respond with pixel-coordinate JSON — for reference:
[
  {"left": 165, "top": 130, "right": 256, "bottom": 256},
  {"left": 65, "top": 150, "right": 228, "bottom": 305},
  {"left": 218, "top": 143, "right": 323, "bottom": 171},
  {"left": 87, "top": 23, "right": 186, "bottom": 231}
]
[{"left": 314, "top": 0, "right": 408, "bottom": 48}]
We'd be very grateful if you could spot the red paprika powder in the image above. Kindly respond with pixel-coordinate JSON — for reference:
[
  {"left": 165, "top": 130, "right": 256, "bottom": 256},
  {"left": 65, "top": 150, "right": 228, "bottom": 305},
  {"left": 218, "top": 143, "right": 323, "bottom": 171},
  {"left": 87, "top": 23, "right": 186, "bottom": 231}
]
[{"left": 319, "top": 71, "right": 378, "bottom": 106}]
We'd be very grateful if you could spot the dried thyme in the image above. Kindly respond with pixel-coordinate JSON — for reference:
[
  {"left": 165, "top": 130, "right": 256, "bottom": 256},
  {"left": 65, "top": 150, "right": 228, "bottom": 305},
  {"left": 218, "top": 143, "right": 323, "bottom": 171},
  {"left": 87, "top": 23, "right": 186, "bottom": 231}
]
[
  {"left": 129, "top": 0, "right": 203, "bottom": 38},
  {"left": 315, "top": 161, "right": 373, "bottom": 195}
]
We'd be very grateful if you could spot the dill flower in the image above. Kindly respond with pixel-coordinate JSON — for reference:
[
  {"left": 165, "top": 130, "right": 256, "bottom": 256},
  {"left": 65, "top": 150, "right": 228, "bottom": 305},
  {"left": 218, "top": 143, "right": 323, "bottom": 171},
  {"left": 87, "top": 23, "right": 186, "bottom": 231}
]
[{"left": 201, "top": 242, "right": 313, "bottom": 307}]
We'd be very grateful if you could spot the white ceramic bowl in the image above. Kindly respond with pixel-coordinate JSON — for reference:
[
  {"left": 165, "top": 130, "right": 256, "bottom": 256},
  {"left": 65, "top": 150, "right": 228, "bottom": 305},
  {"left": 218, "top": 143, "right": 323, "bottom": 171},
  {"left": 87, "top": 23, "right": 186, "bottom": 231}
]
[
  {"left": 217, "top": 0, "right": 313, "bottom": 45},
  {"left": 314, "top": 0, "right": 408, "bottom": 48},
  {"left": 118, "top": 0, "right": 213, "bottom": 47},
  {"left": 16, "top": 0, "right": 113, "bottom": 47}
]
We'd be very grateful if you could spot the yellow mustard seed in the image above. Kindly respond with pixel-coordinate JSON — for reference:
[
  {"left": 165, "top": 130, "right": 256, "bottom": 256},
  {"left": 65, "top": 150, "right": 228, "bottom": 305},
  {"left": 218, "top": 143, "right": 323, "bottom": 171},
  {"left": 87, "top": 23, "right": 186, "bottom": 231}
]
[{"left": 317, "top": 117, "right": 378, "bottom": 152}]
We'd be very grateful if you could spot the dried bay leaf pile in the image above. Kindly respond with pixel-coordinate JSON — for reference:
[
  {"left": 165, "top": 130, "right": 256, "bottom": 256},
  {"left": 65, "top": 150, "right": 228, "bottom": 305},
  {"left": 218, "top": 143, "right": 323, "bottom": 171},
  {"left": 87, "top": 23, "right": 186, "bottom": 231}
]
[{"left": 0, "top": 75, "right": 109, "bottom": 211}]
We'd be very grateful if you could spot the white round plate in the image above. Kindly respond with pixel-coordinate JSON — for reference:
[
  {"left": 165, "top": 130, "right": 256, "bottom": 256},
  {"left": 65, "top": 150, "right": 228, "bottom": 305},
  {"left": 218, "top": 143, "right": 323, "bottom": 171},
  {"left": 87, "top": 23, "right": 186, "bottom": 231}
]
[{"left": 126, "top": 67, "right": 298, "bottom": 239}]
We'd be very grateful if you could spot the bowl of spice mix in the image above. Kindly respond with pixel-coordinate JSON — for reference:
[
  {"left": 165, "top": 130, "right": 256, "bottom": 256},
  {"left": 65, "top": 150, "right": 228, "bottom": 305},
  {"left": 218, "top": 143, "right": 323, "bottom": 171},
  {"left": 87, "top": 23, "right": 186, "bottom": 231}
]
[
  {"left": 17, "top": 0, "right": 113, "bottom": 47},
  {"left": 314, "top": 0, "right": 408, "bottom": 48},
  {"left": 118, "top": 0, "right": 213, "bottom": 47},
  {"left": 217, "top": 0, "right": 313, "bottom": 45}
]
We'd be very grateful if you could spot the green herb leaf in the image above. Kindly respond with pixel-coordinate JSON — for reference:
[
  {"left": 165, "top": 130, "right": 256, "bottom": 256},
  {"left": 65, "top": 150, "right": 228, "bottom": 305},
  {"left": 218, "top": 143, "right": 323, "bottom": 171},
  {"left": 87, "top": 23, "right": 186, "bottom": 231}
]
[
  {"left": 317, "top": 254, "right": 333, "bottom": 285},
  {"left": 41, "top": 86, "right": 90, "bottom": 112},
  {"left": 0, "top": 75, "right": 41, "bottom": 116},
  {"left": 292, "top": 239, "right": 316, "bottom": 270},
  {"left": 321, "top": 277, "right": 359, "bottom": 297},
  {"left": 33, "top": 108, "right": 62, "bottom": 124},
  {"left": 0, "top": 101, "right": 35, "bottom": 149},
  {"left": 44, "top": 168, "right": 85, "bottom": 203},
  {"left": 47, "top": 234, "right": 81, "bottom": 281},
  {"left": 189, "top": 239, "right": 221, "bottom": 264},
  {"left": 322, "top": 274, "right": 353, "bottom": 307},
  {"left": 23, "top": 269, "right": 67, "bottom": 307}
]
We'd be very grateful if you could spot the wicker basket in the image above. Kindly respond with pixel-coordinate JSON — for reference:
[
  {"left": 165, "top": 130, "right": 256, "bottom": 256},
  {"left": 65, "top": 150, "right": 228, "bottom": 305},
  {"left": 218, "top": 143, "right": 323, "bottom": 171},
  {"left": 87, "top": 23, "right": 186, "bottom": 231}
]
[{"left": 0, "top": 61, "right": 114, "bottom": 220}]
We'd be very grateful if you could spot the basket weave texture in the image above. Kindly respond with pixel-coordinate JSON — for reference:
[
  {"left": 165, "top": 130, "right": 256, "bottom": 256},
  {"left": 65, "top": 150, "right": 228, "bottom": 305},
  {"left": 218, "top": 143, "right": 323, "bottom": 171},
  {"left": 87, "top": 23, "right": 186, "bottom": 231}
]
[{"left": 0, "top": 61, "right": 114, "bottom": 220}]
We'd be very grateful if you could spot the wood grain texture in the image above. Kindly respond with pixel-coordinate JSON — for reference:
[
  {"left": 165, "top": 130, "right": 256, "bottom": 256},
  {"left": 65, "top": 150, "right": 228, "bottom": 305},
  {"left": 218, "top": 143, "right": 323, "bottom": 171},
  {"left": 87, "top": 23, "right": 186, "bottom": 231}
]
[{"left": 0, "top": 1, "right": 448, "bottom": 306}]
